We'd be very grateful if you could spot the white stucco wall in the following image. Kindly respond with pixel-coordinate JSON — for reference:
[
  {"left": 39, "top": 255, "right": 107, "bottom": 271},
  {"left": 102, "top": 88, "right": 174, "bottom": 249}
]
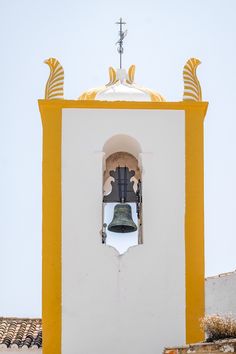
[
  {"left": 61, "top": 108, "right": 185, "bottom": 354},
  {"left": 205, "top": 271, "right": 236, "bottom": 316}
]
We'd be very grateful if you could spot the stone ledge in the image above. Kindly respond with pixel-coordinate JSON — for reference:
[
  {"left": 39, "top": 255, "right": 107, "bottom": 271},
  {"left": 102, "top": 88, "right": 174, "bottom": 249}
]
[{"left": 164, "top": 339, "right": 236, "bottom": 354}]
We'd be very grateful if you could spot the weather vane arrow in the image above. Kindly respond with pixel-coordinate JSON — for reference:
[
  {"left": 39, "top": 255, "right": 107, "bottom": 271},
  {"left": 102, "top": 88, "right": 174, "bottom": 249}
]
[{"left": 115, "top": 18, "right": 127, "bottom": 69}]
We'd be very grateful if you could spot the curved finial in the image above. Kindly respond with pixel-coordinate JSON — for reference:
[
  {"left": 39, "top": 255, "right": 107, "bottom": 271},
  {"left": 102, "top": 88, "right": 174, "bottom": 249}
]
[
  {"left": 126, "top": 65, "right": 136, "bottom": 84},
  {"left": 44, "top": 58, "right": 64, "bottom": 100},
  {"left": 106, "top": 67, "right": 118, "bottom": 86},
  {"left": 183, "top": 58, "right": 202, "bottom": 101}
]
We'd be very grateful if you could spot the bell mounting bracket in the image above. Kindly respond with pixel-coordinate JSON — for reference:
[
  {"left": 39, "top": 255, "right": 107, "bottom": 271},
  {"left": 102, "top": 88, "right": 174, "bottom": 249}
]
[{"left": 103, "top": 166, "right": 137, "bottom": 203}]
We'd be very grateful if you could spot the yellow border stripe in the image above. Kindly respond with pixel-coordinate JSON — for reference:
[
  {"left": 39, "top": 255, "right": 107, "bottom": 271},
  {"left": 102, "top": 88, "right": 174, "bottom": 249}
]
[
  {"left": 38, "top": 99, "right": 207, "bottom": 110},
  {"left": 185, "top": 106, "right": 206, "bottom": 343},
  {"left": 38, "top": 99, "right": 208, "bottom": 353},
  {"left": 39, "top": 103, "right": 62, "bottom": 354}
]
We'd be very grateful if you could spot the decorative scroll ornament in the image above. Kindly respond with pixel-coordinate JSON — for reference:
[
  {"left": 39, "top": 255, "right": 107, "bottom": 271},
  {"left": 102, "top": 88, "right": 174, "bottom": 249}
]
[
  {"left": 44, "top": 58, "right": 64, "bottom": 100},
  {"left": 106, "top": 66, "right": 119, "bottom": 86},
  {"left": 183, "top": 58, "right": 202, "bottom": 101},
  {"left": 78, "top": 64, "right": 165, "bottom": 102},
  {"left": 126, "top": 64, "right": 135, "bottom": 84},
  {"left": 79, "top": 66, "right": 118, "bottom": 100}
]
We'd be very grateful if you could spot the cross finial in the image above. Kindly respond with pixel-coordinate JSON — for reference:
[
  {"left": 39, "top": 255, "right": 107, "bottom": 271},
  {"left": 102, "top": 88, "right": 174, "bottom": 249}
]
[{"left": 115, "top": 18, "right": 127, "bottom": 69}]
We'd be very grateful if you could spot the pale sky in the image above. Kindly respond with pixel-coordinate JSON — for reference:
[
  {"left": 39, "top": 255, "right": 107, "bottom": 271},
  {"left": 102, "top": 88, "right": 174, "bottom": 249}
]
[{"left": 0, "top": 0, "right": 236, "bottom": 317}]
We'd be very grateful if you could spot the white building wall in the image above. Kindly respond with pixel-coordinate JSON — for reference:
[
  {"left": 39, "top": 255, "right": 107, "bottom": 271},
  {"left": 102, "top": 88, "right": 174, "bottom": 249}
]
[
  {"left": 61, "top": 108, "right": 185, "bottom": 354},
  {"left": 205, "top": 271, "right": 236, "bottom": 316}
]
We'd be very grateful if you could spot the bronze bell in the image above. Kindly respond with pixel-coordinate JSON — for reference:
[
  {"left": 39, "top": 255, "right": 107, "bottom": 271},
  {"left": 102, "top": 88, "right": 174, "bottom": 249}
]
[{"left": 108, "top": 204, "right": 137, "bottom": 233}]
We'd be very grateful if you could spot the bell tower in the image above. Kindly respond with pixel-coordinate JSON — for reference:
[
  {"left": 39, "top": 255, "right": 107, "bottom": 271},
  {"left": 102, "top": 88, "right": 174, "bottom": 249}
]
[{"left": 39, "top": 21, "right": 208, "bottom": 354}]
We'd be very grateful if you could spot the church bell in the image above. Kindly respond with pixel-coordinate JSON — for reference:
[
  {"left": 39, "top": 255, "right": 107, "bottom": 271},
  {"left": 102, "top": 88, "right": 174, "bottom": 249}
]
[
  {"left": 108, "top": 204, "right": 137, "bottom": 233},
  {"left": 103, "top": 166, "right": 141, "bottom": 234}
]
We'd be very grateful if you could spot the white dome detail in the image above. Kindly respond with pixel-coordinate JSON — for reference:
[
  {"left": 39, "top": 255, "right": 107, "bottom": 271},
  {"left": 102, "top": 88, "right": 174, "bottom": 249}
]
[
  {"left": 78, "top": 65, "right": 165, "bottom": 102},
  {"left": 96, "top": 82, "right": 151, "bottom": 102}
]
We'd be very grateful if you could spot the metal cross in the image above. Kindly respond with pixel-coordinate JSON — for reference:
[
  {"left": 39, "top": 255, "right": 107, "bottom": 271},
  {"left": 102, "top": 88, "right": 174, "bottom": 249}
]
[{"left": 115, "top": 18, "right": 127, "bottom": 69}]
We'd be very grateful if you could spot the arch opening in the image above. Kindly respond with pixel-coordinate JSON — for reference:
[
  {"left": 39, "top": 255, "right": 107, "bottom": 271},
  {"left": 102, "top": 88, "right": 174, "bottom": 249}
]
[
  {"left": 102, "top": 135, "right": 143, "bottom": 254},
  {"left": 103, "top": 134, "right": 142, "bottom": 160}
]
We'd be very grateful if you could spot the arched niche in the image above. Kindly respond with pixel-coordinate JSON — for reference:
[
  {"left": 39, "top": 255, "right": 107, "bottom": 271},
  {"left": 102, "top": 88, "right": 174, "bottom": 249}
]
[
  {"left": 102, "top": 135, "right": 143, "bottom": 254},
  {"left": 103, "top": 134, "right": 142, "bottom": 160}
]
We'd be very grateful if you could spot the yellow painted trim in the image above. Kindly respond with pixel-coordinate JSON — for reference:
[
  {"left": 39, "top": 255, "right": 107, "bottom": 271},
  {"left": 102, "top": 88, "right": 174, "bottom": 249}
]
[
  {"left": 38, "top": 99, "right": 207, "bottom": 110},
  {"left": 39, "top": 99, "right": 208, "bottom": 352},
  {"left": 39, "top": 103, "right": 61, "bottom": 354},
  {"left": 185, "top": 105, "right": 206, "bottom": 343}
]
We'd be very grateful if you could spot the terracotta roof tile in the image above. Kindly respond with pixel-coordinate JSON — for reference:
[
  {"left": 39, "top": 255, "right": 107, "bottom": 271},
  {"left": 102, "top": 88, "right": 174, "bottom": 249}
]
[{"left": 0, "top": 318, "right": 42, "bottom": 349}]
